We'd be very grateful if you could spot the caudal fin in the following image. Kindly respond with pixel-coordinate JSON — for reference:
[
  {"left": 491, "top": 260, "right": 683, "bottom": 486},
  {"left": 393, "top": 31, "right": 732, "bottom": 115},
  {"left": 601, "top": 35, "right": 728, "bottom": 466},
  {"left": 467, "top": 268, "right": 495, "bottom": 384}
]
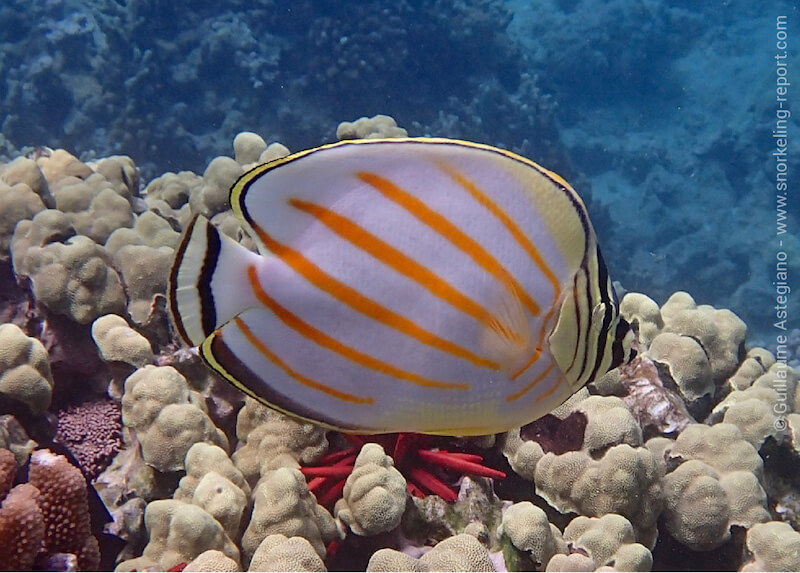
[{"left": 168, "top": 215, "right": 263, "bottom": 346}]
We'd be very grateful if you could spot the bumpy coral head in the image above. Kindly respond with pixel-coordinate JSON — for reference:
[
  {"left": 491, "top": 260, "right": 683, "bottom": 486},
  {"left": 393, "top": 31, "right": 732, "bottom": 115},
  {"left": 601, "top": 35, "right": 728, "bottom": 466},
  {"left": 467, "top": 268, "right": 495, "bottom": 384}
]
[{"left": 549, "top": 244, "right": 636, "bottom": 392}]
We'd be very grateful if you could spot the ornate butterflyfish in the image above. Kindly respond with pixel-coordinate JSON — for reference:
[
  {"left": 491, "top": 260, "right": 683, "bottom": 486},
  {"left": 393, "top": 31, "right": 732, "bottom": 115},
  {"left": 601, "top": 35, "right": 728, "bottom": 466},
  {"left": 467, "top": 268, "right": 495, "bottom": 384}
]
[{"left": 169, "top": 138, "right": 635, "bottom": 435}]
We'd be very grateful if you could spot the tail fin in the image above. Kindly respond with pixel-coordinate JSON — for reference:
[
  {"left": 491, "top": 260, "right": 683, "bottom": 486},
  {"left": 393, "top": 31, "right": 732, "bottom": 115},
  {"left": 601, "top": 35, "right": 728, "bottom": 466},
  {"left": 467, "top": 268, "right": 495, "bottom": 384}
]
[{"left": 169, "top": 215, "right": 263, "bottom": 346}]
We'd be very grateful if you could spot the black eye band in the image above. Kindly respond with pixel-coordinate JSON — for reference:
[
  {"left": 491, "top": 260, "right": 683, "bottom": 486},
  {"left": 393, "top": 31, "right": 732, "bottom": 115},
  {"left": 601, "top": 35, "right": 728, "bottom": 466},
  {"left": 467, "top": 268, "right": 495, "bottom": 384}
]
[{"left": 610, "top": 316, "right": 631, "bottom": 369}]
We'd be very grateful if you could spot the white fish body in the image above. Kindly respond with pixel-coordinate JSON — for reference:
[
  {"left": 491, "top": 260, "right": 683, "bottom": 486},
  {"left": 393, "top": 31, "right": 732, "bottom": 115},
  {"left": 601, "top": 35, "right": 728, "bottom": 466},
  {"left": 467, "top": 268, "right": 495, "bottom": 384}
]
[{"left": 169, "top": 138, "right": 633, "bottom": 435}]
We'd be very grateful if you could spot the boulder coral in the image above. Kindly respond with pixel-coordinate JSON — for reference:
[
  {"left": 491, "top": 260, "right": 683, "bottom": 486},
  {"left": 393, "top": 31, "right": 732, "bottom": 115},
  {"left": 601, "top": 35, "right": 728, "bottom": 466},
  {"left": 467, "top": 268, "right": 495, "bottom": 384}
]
[
  {"left": 741, "top": 521, "right": 800, "bottom": 572},
  {"left": 660, "top": 423, "right": 769, "bottom": 550},
  {"left": 115, "top": 499, "right": 240, "bottom": 571},
  {"left": 498, "top": 501, "right": 565, "bottom": 570},
  {"left": 14, "top": 234, "right": 126, "bottom": 324},
  {"left": 503, "top": 395, "right": 661, "bottom": 545},
  {"left": 619, "top": 291, "right": 747, "bottom": 419},
  {"left": 334, "top": 443, "right": 407, "bottom": 536},
  {"left": 0, "top": 323, "right": 54, "bottom": 413},
  {"left": 659, "top": 291, "right": 746, "bottom": 383},
  {"left": 336, "top": 115, "right": 408, "bottom": 140},
  {"left": 189, "top": 156, "right": 243, "bottom": 217},
  {"left": 121, "top": 365, "right": 227, "bottom": 472},
  {"left": 367, "top": 534, "right": 495, "bottom": 572},
  {"left": 248, "top": 534, "right": 327, "bottom": 572},
  {"left": 0, "top": 182, "right": 45, "bottom": 257},
  {"left": 561, "top": 514, "right": 653, "bottom": 571},
  {"left": 183, "top": 549, "right": 241, "bottom": 572},
  {"left": 233, "top": 131, "right": 268, "bottom": 166},
  {"left": 0, "top": 156, "right": 53, "bottom": 208},
  {"left": 241, "top": 467, "right": 341, "bottom": 565},
  {"left": 91, "top": 314, "right": 153, "bottom": 368},
  {"left": 710, "top": 358, "right": 799, "bottom": 449},
  {"left": 51, "top": 177, "right": 135, "bottom": 244},
  {"left": 233, "top": 397, "right": 328, "bottom": 485}
]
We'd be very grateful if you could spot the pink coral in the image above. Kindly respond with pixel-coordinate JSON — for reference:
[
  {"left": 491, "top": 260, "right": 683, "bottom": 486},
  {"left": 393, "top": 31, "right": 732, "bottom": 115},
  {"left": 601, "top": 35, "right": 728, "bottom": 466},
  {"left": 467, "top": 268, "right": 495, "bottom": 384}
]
[
  {"left": 28, "top": 449, "right": 101, "bottom": 571},
  {"left": 0, "top": 447, "right": 15, "bottom": 501},
  {"left": 56, "top": 399, "right": 123, "bottom": 480},
  {"left": 0, "top": 483, "right": 45, "bottom": 570}
]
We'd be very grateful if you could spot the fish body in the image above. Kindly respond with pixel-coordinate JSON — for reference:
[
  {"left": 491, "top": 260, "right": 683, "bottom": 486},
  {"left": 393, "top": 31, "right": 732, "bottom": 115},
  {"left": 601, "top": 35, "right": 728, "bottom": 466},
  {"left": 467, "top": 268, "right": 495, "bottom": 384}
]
[{"left": 169, "top": 138, "right": 633, "bottom": 435}]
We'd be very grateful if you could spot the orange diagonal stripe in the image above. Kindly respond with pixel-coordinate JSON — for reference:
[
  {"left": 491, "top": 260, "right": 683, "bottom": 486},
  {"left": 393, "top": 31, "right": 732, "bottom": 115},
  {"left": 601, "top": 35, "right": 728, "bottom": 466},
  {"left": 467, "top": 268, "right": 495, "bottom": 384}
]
[
  {"left": 535, "top": 374, "right": 564, "bottom": 403},
  {"left": 246, "top": 265, "right": 469, "bottom": 390},
  {"left": 289, "top": 197, "right": 512, "bottom": 343},
  {"left": 509, "top": 306, "right": 557, "bottom": 380},
  {"left": 251, "top": 213, "right": 498, "bottom": 370},
  {"left": 358, "top": 171, "right": 540, "bottom": 317},
  {"left": 437, "top": 161, "right": 561, "bottom": 297},
  {"left": 233, "top": 316, "right": 373, "bottom": 404},
  {"left": 506, "top": 362, "right": 556, "bottom": 402}
]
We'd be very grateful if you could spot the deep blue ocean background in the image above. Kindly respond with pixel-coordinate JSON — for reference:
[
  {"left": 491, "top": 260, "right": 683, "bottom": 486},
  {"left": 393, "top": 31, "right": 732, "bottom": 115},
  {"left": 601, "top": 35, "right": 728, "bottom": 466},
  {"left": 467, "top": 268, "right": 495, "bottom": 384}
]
[{"left": 0, "top": 0, "right": 798, "bottom": 340}]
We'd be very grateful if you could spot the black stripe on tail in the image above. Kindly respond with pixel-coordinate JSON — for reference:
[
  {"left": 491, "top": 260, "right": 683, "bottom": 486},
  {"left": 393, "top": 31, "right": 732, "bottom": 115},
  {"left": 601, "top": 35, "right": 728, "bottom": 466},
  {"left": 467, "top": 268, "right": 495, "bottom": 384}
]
[{"left": 168, "top": 215, "right": 221, "bottom": 345}]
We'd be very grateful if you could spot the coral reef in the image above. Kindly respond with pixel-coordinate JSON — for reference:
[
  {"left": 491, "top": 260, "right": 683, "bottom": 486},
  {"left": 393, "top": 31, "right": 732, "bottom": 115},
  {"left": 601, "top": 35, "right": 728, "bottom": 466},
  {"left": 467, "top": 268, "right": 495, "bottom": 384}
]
[{"left": 0, "top": 128, "right": 797, "bottom": 572}]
